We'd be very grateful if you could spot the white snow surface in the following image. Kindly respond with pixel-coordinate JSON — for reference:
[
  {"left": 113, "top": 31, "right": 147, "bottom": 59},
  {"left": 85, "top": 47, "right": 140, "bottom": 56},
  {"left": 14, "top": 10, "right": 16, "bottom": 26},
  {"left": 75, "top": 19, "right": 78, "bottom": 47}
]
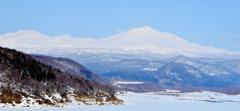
[
  {"left": 1, "top": 91, "right": 240, "bottom": 111},
  {"left": 142, "top": 68, "right": 158, "bottom": 71},
  {"left": 113, "top": 81, "right": 144, "bottom": 85},
  {"left": 1, "top": 26, "right": 240, "bottom": 58}
]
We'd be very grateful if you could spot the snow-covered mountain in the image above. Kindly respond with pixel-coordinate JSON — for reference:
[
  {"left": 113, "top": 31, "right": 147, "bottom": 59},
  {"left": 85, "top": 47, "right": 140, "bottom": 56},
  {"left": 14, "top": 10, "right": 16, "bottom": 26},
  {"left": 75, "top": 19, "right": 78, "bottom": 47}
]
[
  {"left": 171, "top": 56, "right": 235, "bottom": 76},
  {"left": 2, "top": 27, "right": 240, "bottom": 93},
  {"left": 1, "top": 26, "right": 240, "bottom": 58}
]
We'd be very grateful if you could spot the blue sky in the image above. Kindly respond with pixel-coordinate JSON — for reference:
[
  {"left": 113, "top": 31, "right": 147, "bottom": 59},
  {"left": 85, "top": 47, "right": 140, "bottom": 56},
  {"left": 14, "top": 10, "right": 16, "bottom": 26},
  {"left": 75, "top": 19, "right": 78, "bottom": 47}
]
[{"left": 0, "top": 0, "right": 240, "bottom": 51}]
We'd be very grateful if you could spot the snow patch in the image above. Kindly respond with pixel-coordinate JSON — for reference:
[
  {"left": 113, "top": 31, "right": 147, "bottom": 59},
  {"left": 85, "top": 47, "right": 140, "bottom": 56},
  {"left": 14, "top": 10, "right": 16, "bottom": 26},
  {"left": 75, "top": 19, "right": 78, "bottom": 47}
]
[
  {"left": 142, "top": 68, "right": 158, "bottom": 71},
  {"left": 113, "top": 81, "right": 144, "bottom": 85}
]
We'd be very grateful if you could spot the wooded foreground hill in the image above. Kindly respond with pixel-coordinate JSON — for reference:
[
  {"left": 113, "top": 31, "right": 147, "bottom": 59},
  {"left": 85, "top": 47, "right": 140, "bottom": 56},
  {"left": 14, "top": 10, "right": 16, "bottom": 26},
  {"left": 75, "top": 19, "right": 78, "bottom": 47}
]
[{"left": 0, "top": 47, "right": 122, "bottom": 107}]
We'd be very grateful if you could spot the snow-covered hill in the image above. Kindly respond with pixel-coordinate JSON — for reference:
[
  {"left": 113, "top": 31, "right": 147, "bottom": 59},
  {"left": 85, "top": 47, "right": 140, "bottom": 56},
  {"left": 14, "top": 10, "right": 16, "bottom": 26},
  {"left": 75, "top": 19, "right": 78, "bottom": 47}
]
[{"left": 0, "top": 47, "right": 122, "bottom": 107}]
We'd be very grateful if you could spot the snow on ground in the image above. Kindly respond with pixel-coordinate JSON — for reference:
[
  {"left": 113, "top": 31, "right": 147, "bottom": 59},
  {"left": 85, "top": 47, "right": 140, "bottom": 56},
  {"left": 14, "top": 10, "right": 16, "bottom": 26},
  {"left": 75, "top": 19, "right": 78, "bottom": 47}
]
[
  {"left": 142, "top": 68, "right": 158, "bottom": 71},
  {"left": 1, "top": 91, "right": 240, "bottom": 111},
  {"left": 113, "top": 81, "right": 144, "bottom": 85}
]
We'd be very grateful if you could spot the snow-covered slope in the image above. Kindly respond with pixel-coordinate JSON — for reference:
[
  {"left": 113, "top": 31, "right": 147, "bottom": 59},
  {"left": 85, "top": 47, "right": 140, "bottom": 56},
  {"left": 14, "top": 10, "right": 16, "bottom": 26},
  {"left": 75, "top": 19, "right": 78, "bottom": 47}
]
[
  {"left": 1, "top": 26, "right": 239, "bottom": 58},
  {"left": 171, "top": 56, "right": 235, "bottom": 76}
]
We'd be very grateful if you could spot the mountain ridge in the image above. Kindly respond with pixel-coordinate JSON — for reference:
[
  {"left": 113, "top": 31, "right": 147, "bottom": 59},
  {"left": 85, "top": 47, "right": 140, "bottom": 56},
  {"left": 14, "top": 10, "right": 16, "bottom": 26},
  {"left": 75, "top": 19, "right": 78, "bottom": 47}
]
[
  {"left": 31, "top": 54, "right": 109, "bottom": 85},
  {"left": 83, "top": 56, "right": 240, "bottom": 93}
]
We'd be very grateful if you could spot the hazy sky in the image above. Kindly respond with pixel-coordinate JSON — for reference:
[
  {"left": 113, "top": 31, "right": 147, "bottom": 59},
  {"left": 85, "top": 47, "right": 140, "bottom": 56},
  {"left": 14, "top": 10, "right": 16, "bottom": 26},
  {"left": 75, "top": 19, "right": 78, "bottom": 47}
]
[{"left": 0, "top": 0, "right": 240, "bottom": 51}]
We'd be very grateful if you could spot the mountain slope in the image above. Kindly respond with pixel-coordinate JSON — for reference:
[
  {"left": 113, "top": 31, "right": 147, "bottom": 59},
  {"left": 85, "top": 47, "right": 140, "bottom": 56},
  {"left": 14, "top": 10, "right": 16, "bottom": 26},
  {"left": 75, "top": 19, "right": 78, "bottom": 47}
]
[
  {"left": 156, "top": 62, "right": 236, "bottom": 88},
  {"left": 31, "top": 55, "right": 108, "bottom": 84},
  {"left": 213, "top": 59, "right": 240, "bottom": 74},
  {"left": 0, "top": 47, "right": 122, "bottom": 107},
  {"left": 171, "top": 56, "right": 237, "bottom": 76}
]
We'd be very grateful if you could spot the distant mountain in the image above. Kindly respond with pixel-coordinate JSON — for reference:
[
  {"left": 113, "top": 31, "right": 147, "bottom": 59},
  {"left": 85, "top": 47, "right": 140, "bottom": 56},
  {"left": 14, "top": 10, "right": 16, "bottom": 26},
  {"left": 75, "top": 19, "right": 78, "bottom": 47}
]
[
  {"left": 213, "top": 59, "right": 240, "bottom": 74},
  {"left": 171, "top": 56, "right": 237, "bottom": 76},
  {"left": 0, "top": 47, "right": 122, "bottom": 107},
  {"left": 156, "top": 62, "right": 237, "bottom": 88},
  {"left": 84, "top": 59, "right": 164, "bottom": 83},
  {"left": 1, "top": 27, "right": 240, "bottom": 58},
  {"left": 83, "top": 57, "right": 240, "bottom": 93}
]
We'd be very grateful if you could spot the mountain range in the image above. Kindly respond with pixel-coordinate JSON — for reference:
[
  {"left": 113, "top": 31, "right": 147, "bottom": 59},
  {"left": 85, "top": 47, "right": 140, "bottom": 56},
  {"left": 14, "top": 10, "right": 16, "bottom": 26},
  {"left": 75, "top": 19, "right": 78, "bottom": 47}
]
[
  {"left": 1, "top": 27, "right": 240, "bottom": 94},
  {"left": 1, "top": 26, "right": 240, "bottom": 58},
  {"left": 89, "top": 56, "right": 240, "bottom": 93}
]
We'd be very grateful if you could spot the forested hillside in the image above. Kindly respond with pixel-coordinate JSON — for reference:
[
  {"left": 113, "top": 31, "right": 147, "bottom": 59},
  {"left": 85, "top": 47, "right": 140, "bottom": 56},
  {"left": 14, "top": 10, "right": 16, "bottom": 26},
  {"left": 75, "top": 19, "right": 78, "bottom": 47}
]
[
  {"left": 31, "top": 55, "right": 108, "bottom": 84},
  {"left": 0, "top": 47, "right": 122, "bottom": 107}
]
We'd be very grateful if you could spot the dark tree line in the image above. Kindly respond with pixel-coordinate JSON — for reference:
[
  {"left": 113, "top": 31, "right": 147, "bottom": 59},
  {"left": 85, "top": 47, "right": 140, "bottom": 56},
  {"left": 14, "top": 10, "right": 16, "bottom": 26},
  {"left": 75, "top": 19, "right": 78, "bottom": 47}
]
[{"left": 0, "top": 47, "right": 56, "bottom": 81}]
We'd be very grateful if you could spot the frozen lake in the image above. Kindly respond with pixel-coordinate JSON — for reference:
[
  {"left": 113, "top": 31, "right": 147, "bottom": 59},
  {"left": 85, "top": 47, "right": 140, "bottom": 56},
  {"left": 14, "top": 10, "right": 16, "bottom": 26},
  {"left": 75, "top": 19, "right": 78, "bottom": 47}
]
[{"left": 1, "top": 91, "right": 240, "bottom": 111}]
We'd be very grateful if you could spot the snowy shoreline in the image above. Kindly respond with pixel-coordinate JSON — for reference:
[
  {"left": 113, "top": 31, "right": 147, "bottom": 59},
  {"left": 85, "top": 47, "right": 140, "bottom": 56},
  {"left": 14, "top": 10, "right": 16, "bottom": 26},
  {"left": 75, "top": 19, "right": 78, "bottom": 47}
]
[{"left": 1, "top": 91, "right": 240, "bottom": 111}]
